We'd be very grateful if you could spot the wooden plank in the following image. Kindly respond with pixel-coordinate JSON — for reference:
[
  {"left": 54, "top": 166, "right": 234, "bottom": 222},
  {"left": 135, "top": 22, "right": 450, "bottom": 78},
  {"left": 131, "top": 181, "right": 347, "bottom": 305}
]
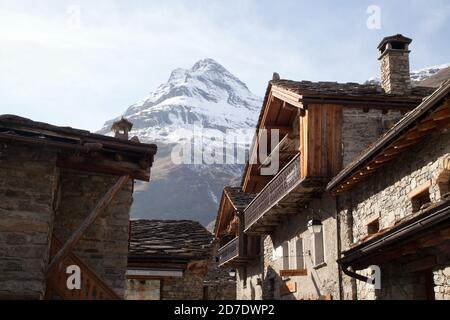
[
  {"left": 432, "top": 108, "right": 450, "bottom": 121},
  {"left": 56, "top": 156, "right": 150, "bottom": 181},
  {"left": 408, "top": 180, "right": 432, "bottom": 199},
  {"left": 280, "top": 269, "right": 308, "bottom": 277},
  {"left": 406, "top": 256, "right": 437, "bottom": 272},
  {"left": 280, "top": 281, "right": 297, "bottom": 296},
  {"left": 46, "top": 175, "right": 130, "bottom": 276},
  {"left": 300, "top": 112, "right": 308, "bottom": 178},
  {"left": 264, "top": 125, "right": 292, "bottom": 135}
]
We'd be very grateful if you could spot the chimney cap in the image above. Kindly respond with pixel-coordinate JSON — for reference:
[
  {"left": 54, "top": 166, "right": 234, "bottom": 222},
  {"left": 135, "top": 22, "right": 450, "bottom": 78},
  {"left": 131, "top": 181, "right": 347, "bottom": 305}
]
[
  {"left": 377, "top": 34, "right": 412, "bottom": 50},
  {"left": 112, "top": 117, "right": 133, "bottom": 131}
]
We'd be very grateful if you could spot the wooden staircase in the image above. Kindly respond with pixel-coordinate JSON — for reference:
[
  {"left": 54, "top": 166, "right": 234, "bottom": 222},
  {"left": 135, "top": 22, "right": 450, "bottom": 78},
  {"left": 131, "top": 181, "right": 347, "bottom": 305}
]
[{"left": 45, "top": 237, "right": 121, "bottom": 300}]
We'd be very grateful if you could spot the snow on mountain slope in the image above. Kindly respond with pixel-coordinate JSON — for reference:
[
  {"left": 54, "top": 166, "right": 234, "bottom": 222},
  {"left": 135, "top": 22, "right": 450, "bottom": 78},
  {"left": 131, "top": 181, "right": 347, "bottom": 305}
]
[
  {"left": 366, "top": 63, "right": 450, "bottom": 85},
  {"left": 410, "top": 63, "right": 450, "bottom": 82},
  {"left": 99, "top": 59, "right": 262, "bottom": 225},
  {"left": 100, "top": 58, "right": 261, "bottom": 144}
]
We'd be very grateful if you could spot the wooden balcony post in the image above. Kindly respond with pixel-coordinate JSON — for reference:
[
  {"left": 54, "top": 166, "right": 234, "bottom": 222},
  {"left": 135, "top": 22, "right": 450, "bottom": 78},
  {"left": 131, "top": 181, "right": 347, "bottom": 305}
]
[{"left": 237, "top": 211, "right": 247, "bottom": 256}]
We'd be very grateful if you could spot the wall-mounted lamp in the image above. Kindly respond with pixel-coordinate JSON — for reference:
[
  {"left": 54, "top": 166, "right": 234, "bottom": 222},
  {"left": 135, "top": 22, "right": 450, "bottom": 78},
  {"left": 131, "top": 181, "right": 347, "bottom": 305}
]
[
  {"left": 307, "top": 219, "right": 323, "bottom": 234},
  {"left": 229, "top": 269, "right": 236, "bottom": 278}
]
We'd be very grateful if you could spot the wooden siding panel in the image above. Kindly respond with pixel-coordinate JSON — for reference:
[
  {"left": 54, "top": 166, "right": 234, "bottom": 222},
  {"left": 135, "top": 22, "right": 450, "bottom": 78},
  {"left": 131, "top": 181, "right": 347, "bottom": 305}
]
[{"left": 302, "top": 104, "right": 343, "bottom": 178}]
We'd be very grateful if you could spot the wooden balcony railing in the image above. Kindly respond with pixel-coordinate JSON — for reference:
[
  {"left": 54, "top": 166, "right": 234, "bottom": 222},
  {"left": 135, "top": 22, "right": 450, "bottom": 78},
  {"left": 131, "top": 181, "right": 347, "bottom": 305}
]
[
  {"left": 217, "top": 237, "right": 239, "bottom": 267},
  {"left": 45, "top": 237, "right": 121, "bottom": 300},
  {"left": 245, "top": 154, "right": 301, "bottom": 231}
]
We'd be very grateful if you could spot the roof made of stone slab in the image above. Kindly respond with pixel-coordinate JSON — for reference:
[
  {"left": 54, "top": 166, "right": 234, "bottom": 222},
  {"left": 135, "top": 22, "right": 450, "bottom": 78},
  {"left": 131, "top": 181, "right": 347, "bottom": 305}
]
[
  {"left": 271, "top": 80, "right": 434, "bottom": 99},
  {"left": 224, "top": 187, "right": 257, "bottom": 211},
  {"left": 129, "top": 220, "right": 214, "bottom": 261}
]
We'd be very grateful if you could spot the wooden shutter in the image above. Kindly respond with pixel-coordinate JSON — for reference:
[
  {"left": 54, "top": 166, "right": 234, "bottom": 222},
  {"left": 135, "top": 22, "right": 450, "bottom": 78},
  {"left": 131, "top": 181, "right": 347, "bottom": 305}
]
[
  {"left": 295, "top": 238, "right": 305, "bottom": 269},
  {"left": 282, "top": 241, "right": 289, "bottom": 270},
  {"left": 313, "top": 229, "right": 325, "bottom": 265}
]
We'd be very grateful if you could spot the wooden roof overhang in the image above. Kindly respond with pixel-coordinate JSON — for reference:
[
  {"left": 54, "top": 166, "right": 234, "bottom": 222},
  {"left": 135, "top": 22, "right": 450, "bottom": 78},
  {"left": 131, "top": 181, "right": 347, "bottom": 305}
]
[
  {"left": 242, "top": 85, "right": 300, "bottom": 193},
  {"left": 327, "top": 81, "right": 450, "bottom": 194},
  {"left": 214, "top": 187, "right": 256, "bottom": 237},
  {"left": 214, "top": 189, "right": 238, "bottom": 238},
  {"left": 241, "top": 80, "right": 431, "bottom": 193},
  {"left": 0, "top": 115, "right": 157, "bottom": 181},
  {"left": 339, "top": 199, "right": 450, "bottom": 271}
]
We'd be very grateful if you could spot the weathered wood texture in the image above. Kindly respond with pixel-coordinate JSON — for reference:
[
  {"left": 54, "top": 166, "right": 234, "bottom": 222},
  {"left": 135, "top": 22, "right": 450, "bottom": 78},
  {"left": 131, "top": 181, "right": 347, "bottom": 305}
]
[
  {"left": 46, "top": 237, "right": 121, "bottom": 300},
  {"left": 300, "top": 104, "right": 343, "bottom": 178}
]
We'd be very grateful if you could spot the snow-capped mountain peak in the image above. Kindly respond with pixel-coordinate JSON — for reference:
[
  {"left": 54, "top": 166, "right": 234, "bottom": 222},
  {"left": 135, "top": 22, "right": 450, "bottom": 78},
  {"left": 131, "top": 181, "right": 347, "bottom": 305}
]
[
  {"left": 100, "top": 59, "right": 262, "bottom": 146},
  {"left": 98, "top": 59, "right": 262, "bottom": 225}
]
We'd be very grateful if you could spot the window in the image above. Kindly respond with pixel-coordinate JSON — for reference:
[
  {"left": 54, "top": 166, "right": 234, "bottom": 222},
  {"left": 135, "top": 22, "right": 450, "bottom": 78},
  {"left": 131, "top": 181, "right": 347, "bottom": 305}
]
[
  {"left": 282, "top": 241, "right": 289, "bottom": 270},
  {"left": 295, "top": 237, "right": 305, "bottom": 269},
  {"left": 367, "top": 218, "right": 380, "bottom": 236},
  {"left": 313, "top": 228, "right": 325, "bottom": 266},
  {"left": 412, "top": 191, "right": 431, "bottom": 212},
  {"left": 410, "top": 183, "right": 432, "bottom": 212}
]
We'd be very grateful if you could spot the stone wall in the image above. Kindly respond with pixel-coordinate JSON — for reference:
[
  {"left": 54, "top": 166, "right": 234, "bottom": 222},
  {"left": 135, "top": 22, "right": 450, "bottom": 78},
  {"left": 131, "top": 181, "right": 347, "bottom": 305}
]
[
  {"left": 434, "top": 266, "right": 450, "bottom": 300},
  {"left": 380, "top": 50, "right": 411, "bottom": 95},
  {"left": 0, "top": 145, "right": 58, "bottom": 299},
  {"left": 338, "top": 130, "right": 450, "bottom": 299},
  {"left": 258, "top": 194, "right": 340, "bottom": 300},
  {"left": 126, "top": 279, "right": 161, "bottom": 300},
  {"left": 236, "top": 258, "right": 263, "bottom": 300},
  {"left": 52, "top": 169, "right": 133, "bottom": 298},
  {"left": 340, "top": 130, "right": 450, "bottom": 248},
  {"left": 160, "top": 271, "right": 205, "bottom": 300},
  {"left": 204, "top": 281, "right": 236, "bottom": 300},
  {"left": 342, "top": 108, "right": 403, "bottom": 167}
]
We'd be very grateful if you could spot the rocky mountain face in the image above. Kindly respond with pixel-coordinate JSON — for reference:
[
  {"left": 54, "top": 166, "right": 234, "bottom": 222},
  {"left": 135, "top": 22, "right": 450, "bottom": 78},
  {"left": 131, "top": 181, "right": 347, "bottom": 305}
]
[{"left": 99, "top": 59, "right": 262, "bottom": 225}]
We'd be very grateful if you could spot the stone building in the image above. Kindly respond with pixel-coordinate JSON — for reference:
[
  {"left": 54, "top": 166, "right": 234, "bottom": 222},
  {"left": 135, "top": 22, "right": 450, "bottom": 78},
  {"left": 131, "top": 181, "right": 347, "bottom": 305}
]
[
  {"left": 214, "top": 34, "right": 443, "bottom": 300},
  {"left": 126, "top": 220, "right": 216, "bottom": 300},
  {"left": 328, "top": 80, "right": 450, "bottom": 300},
  {"left": 0, "top": 115, "right": 157, "bottom": 299}
]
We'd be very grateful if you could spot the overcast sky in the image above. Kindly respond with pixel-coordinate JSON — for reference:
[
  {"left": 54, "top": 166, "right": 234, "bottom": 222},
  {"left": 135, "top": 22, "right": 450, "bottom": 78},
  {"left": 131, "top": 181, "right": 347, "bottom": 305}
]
[{"left": 1, "top": 0, "right": 449, "bottom": 131}]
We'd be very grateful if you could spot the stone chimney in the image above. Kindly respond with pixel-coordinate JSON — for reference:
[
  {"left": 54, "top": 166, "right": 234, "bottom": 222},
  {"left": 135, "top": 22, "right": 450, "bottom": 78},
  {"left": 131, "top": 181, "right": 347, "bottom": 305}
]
[
  {"left": 111, "top": 117, "right": 133, "bottom": 140},
  {"left": 378, "top": 34, "right": 412, "bottom": 95}
]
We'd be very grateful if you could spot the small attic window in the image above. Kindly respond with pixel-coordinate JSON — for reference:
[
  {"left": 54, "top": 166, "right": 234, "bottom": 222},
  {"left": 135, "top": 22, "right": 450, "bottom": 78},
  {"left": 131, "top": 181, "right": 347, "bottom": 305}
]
[
  {"left": 412, "top": 191, "right": 431, "bottom": 212},
  {"left": 367, "top": 219, "right": 380, "bottom": 236},
  {"left": 409, "top": 181, "right": 432, "bottom": 212},
  {"left": 410, "top": 181, "right": 432, "bottom": 213}
]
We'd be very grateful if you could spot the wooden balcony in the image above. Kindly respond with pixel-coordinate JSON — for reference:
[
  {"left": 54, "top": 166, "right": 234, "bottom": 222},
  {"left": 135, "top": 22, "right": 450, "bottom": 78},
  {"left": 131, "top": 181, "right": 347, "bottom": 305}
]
[
  {"left": 244, "top": 153, "right": 326, "bottom": 234},
  {"left": 217, "top": 237, "right": 257, "bottom": 268},
  {"left": 45, "top": 237, "right": 121, "bottom": 300}
]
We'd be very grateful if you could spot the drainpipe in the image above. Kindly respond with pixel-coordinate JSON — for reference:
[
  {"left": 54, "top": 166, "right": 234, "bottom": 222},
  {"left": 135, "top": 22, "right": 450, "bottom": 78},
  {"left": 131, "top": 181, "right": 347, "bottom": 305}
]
[{"left": 340, "top": 263, "right": 370, "bottom": 283}]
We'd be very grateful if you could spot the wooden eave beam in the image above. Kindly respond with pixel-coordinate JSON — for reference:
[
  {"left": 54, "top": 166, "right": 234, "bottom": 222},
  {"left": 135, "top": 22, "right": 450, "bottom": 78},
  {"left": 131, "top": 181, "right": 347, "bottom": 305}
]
[
  {"left": 271, "top": 87, "right": 303, "bottom": 109},
  {"left": 46, "top": 175, "right": 130, "bottom": 276},
  {"left": 56, "top": 155, "right": 150, "bottom": 181}
]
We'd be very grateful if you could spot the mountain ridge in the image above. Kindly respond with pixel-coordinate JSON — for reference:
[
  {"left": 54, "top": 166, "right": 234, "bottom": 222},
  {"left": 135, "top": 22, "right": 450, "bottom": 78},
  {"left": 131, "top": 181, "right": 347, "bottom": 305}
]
[{"left": 99, "top": 58, "right": 262, "bottom": 225}]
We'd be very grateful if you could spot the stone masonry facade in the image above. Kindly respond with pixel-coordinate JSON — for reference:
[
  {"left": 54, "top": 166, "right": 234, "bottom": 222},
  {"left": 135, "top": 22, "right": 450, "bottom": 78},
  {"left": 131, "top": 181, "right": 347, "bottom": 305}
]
[
  {"left": 380, "top": 50, "right": 411, "bottom": 95},
  {"left": 342, "top": 108, "right": 403, "bottom": 167},
  {"left": 0, "top": 145, "right": 58, "bottom": 298},
  {"left": 338, "top": 130, "right": 450, "bottom": 299},
  {"left": 53, "top": 169, "right": 133, "bottom": 297},
  {"left": 0, "top": 144, "right": 134, "bottom": 299}
]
